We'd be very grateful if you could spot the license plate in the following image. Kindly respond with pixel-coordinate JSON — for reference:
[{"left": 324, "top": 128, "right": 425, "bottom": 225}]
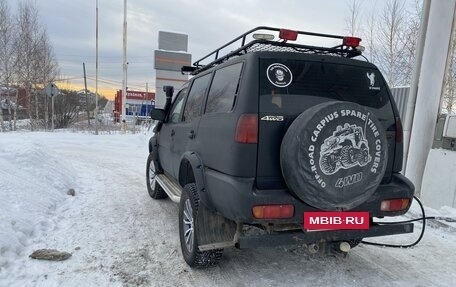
[{"left": 303, "top": 211, "right": 369, "bottom": 230}]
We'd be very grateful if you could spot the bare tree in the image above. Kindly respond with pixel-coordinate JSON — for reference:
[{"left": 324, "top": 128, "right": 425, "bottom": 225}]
[
  {"left": 14, "top": 0, "right": 58, "bottom": 130},
  {"left": 442, "top": 24, "right": 456, "bottom": 114},
  {"left": 36, "top": 29, "right": 59, "bottom": 129},
  {"left": 397, "top": 0, "right": 421, "bottom": 86},
  {"left": 0, "top": 0, "right": 15, "bottom": 131},
  {"left": 352, "top": 0, "right": 420, "bottom": 87},
  {"left": 345, "top": 0, "right": 363, "bottom": 36},
  {"left": 375, "top": 0, "right": 407, "bottom": 87},
  {"left": 15, "top": 0, "right": 39, "bottom": 130},
  {"left": 363, "top": 4, "right": 378, "bottom": 63},
  {"left": 53, "top": 90, "right": 80, "bottom": 128},
  {"left": 345, "top": 1, "right": 456, "bottom": 114}
]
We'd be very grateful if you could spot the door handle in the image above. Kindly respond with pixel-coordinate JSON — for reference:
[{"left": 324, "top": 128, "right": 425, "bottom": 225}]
[
  {"left": 188, "top": 130, "right": 195, "bottom": 139},
  {"left": 171, "top": 129, "right": 175, "bottom": 136}
]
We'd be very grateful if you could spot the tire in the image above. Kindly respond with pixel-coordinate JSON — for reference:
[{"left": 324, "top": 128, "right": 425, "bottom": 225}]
[
  {"left": 146, "top": 153, "right": 167, "bottom": 199},
  {"left": 179, "top": 183, "right": 223, "bottom": 268},
  {"left": 357, "top": 145, "right": 370, "bottom": 166},
  {"left": 340, "top": 145, "right": 355, "bottom": 167},
  {"left": 280, "top": 101, "right": 388, "bottom": 211},
  {"left": 320, "top": 153, "right": 337, "bottom": 175}
]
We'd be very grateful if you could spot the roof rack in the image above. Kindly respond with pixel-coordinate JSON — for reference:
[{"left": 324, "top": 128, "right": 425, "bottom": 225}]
[{"left": 182, "top": 26, "right": 364, "bottom": 75}]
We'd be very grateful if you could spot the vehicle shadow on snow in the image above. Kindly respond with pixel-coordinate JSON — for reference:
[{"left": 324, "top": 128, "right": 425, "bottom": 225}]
[
  {"left": 189, "top": 244, "right": 420, "bottom": 287},
  {"left": 133, "top": 197, "right": 424, "bottom": 286}
]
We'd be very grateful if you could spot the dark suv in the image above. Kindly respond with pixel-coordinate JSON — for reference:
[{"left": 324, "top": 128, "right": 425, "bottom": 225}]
[{"left": 147, "top": 27, "right": 414, "bottom": 267}]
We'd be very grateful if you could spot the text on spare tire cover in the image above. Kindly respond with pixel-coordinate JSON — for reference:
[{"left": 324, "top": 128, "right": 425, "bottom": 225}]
[{"left": 307, "top": 109, "right": 384, "bottom": 189}]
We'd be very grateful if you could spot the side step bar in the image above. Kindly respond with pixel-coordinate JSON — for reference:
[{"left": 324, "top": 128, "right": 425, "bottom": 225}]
[{"left": 156, "top": 174, "right": 182, "bottom": 203}]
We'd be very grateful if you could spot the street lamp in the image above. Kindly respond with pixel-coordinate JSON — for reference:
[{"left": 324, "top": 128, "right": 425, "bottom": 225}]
[
  {"left": 94, "top": 0, "right": 99, "bottom": 135},
  {"left": 121, "top": 0, "right": 128, "bottom": 125}
]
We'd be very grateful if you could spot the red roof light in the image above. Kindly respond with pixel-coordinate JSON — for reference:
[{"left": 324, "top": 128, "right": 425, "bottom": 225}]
[
  {"left": 279, "top": 29, "right": 298, "bottom": 41},
  {"left": 343, "top": 36, "right": 361, "bottom": 47}
]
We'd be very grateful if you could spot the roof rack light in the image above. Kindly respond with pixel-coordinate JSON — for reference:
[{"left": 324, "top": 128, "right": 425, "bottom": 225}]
[
  {"left": 279, "top": 29, "right": 298, "bottom": 41},
  {"left": 253, "top": 33, "right": 275, "bottom": 41},
  {"left": 190, "top": 27, "right": 363, "bottom": 76},
  {"left": 343, "top": 36, "right": 361, "bottom": 47}
]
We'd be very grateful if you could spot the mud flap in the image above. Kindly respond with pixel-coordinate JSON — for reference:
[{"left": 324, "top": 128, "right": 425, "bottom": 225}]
[{"left": 196, "top": 202, "right": 237, "bottom": 251}]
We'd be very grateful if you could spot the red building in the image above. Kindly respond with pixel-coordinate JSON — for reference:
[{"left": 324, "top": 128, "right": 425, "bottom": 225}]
[{"left": 113, "top": 90, "right": 155, "bottom": 122}]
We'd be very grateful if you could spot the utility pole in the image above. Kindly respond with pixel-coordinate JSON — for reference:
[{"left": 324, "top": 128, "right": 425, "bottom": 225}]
[
  {"left": 83, "top": 62, "right": 90, "bottom": 126},
  {"left": 51, "top": 92, "right": 54, "bottom": 130},
  {"left": 44, "top": 86, "right": 48, "bottom": 130},
  {"left": 0, "top": 90, "right": 4, "bottom": 132},
  {"left": 45, "top": 83, "right": 58, "bottom": 131},
  {"left": 95, "top": 0, "right": 99, "bottom": 135},
  {"left": 122, "top": 0, "right": 128, "bottom": 132},
  {"left": 145, "top": 82, "right": 148, "bottom": 116}
]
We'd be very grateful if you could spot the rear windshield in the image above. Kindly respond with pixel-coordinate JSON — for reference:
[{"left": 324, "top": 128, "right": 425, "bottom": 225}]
[{"left": 260, "top": 59, "right": 393, "bottom": 117}]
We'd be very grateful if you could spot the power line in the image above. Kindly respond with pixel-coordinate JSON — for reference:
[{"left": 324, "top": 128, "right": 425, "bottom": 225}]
[
  {"left": 85, "top": 76, "right": 146, "bottom": 90},
  {"left": 56, "top": 54, "right": 154, "bottom": 59},
  {"left": 54, "top": 76, "right": 85, "bottom": 81}
]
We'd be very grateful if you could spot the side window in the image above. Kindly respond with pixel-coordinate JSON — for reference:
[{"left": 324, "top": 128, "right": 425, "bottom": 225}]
[
  {"left": 168, "top": 88, "right": 187, "bottom": 123},
  {"left": 205, "top": 63, "right": 243, "bottom": 114},
  {"left": 183, "top": 74, "right": 211, "bottom": 122}
]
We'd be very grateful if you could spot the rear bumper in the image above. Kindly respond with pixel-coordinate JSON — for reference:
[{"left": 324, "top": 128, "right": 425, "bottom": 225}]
[
  {"left": 204, "top": 169, "right": 414, "bottom": 224},
  {"left": 237, "top": 222, "right": 414, "bottom": 248}
]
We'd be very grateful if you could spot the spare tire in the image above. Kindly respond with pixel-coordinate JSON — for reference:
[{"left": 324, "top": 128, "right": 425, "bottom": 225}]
[{"left": 280, "top": 101, "right": 388, "bottom": 211}]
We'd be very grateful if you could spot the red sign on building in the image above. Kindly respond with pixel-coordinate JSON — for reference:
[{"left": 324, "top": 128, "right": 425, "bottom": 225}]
[{"left": 113, "top": 90, "right": 155, "bottom": 122}]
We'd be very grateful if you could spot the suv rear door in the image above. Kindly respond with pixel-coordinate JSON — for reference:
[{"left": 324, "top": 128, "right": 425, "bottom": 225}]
[{"left": 256, "top": 56, "right": 397, "bottom": 190}]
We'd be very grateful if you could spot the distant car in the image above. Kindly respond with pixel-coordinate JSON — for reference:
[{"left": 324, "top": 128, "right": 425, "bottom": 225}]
[{"left": 147, "top": 26, "right": 414, "bottom": 267}]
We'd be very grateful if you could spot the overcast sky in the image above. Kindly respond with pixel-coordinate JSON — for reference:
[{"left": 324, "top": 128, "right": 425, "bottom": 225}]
[{"left": 6, "top": 0, "right": 414, "bottom": 99}]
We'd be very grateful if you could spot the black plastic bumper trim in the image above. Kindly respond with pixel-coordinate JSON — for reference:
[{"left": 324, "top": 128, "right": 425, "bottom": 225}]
[{"left": 237, "top": 223, "right": 414, "bottom": 249}]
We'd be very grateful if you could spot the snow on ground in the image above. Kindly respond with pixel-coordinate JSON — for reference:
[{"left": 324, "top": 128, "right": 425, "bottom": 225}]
[{"left": 0, "top": 131, "right": 456, "bottom": 287}]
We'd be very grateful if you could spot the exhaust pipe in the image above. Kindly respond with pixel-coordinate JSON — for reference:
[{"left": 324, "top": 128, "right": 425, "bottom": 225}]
[{"left": 339, "top": 241, "right": 351, "bottom": 253}]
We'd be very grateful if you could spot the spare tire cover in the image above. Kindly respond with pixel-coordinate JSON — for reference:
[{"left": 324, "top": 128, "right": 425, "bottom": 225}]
[{"left": 280, "top": 101, "right": 388, "bottom": 211}]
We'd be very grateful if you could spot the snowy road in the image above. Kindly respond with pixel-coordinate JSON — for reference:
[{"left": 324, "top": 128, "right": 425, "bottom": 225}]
[{"left": 1, "top": 132, "right": 455, "bottom": 287}]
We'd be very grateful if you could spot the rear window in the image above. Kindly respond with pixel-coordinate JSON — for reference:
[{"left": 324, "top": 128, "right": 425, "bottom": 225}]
[{"left": 259, "top": 59, "right": 392, "bottom": 116}]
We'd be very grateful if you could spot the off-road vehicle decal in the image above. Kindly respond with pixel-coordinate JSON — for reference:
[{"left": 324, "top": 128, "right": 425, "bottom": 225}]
[{"left": 319, "top": 123, "right": 371, "bottom": 176}]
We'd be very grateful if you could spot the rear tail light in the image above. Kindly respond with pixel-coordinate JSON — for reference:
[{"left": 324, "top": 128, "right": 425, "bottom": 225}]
[
  {"left": 279, "top": 29, "right": 298, "bottom": 41},
  {"left": 252, "top": 204, "right": 295, "bottom": 219},
  {"left": 235, "top": 114, "right": 258, "bottom": 144},
  {"left": 395, "top": 116, "right": 403, "bottom": 143},
  {"left": 380, "top": 198, "right": 410, "bottom": 212}
]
